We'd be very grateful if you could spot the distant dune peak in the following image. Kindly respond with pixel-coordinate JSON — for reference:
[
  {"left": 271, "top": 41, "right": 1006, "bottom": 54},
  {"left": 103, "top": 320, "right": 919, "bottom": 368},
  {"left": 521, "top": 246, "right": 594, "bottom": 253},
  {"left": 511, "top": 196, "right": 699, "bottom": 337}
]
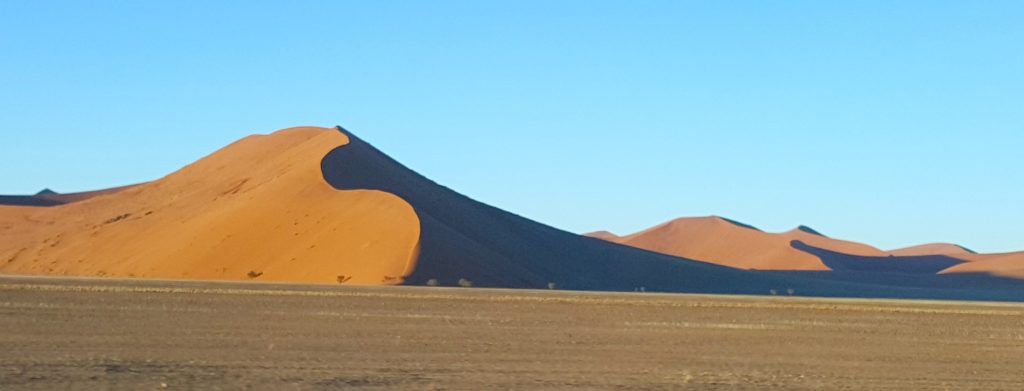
[
  {"left": 716, "top": 216, "right": 761, "bottom": 231},
  {"left": 889, "top": 243, "right": 977, "bottom": 256},
  {"left": 585, "top": 231, "right": 619, "bottom": 240},
  {"left": 655, "top": 215, "right": 761, "bottom": 232},
  {"left": 793, "top": 225, "right": 826, "bottom": 237}
]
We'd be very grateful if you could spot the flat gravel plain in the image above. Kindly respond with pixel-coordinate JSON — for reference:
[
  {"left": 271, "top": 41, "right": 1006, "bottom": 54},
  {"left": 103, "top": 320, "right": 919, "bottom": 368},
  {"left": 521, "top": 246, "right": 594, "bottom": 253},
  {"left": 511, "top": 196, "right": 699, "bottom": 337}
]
[{"left": 1, "top": 275, "right": 1023, "bottom": 390}]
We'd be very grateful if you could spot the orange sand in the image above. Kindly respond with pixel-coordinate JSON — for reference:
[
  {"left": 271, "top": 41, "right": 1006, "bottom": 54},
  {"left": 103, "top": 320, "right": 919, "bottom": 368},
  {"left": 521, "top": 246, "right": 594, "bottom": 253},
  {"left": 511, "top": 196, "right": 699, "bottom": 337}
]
[
  {"left": 592, "top": 216, "right": 886, "bottom": 270},
  {"left": 584, "top": 231, "right": 619, "bottom": 241},
  {"left": 34, "top": 184, "right": 141, "bottom": 204},
  {"left": 939, "top": 252, "right": 1024, "bottom": 278},
  {"left": 887, "top": 243, "right": 975, "bottom": 257},
  {"left": 0, "top": 127, "right": 420, "bottom": 284}
]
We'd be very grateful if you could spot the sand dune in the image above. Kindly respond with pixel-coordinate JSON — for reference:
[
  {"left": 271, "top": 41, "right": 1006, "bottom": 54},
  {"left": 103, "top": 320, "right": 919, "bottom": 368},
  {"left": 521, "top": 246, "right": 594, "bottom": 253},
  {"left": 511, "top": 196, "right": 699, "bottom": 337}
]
[
  {"left": 589, "top": 215, "right": 1024, "bottom": 285},
  {"left": 0, "top": 186, "right": 136, "bottom": 207},
  {"left": 2, "top": 125, "right": 1022, "bottom": 300},
  {"left": 0, "top": 127, "right": 420, "bottom": 284},
  {"left": 34, "top": 185, "right": 140, "bottom": 205},
  {"left": 591, "top": 216, "right": 885, "bottom": 270},
  {"left": 583, "top": 231, "right": 619, "bottom": 241},
  {"left": 888, "top": 243, "right": 976, "bottom": 257},
  {"left": 940, "top": 252, "right": 1024, "bottom": 278}
]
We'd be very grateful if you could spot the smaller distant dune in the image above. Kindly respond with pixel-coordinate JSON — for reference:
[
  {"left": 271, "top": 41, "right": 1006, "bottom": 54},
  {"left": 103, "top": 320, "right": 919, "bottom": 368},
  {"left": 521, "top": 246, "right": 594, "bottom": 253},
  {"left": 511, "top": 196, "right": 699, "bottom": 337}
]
[
  {"left": 0, "top": 185, "right": 138, "bottom": 207},
  {"left": 35, "top": 185, "right": 141, "bottom": 205},
  {"left": 584, "top": 231, "right": 620, "bottom": 241},
  {"left": 888, "top": 243, "right": 976, "bottom": 257},
  {"left": 591, "top": 215, "right": 1024, "bottom": 282},
  {"left": 0, "top": 195, "right": 63, "bottom": 207},
  {"left": 940, "top": 252, "right": 1024, "bottom": 278},
  {"left": 590, "top": 216, "right": 886, "bottom": 271}
]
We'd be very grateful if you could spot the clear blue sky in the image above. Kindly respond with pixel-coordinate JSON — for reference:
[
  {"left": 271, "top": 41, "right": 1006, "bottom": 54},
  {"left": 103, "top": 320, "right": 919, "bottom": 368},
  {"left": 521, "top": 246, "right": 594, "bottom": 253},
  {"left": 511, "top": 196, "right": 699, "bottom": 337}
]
[{"left": 1, "top": 1, "right": 1021, "bottom": 252}]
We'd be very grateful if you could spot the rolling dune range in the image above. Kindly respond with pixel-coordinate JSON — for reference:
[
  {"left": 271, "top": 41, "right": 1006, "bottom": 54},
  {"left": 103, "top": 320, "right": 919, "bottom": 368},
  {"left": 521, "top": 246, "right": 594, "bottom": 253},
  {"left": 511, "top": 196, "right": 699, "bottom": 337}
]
[
  {"left": 2, "top": 125, "right": 1022, "bottom": 300},
  {"left": 589, "top": 216, "right": 1024, "bottom": 280}
]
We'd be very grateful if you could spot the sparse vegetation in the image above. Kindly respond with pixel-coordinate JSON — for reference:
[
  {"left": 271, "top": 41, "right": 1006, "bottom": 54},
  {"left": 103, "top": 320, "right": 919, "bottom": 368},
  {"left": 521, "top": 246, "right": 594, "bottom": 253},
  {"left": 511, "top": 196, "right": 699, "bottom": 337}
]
[
  {"left": 247, "top": 270, "right": 263, "bottom": 279},
  {"left": 769, "top": 289, "right": 778, "bottom": 296},
  {"left": 787, "top": 288, "right": 795, "bottom": 296},
  {"left": 458, "top": 278, "right": 473, "bottom": 288},
  {"left": 426, "top": 278, "right": 439, "bottom": 287},
  {"left": 336, "top": 275, "right": 352, "bottom": 284},
  {"left": 547, "top": 282, "right": 557, "bottom": 290}
]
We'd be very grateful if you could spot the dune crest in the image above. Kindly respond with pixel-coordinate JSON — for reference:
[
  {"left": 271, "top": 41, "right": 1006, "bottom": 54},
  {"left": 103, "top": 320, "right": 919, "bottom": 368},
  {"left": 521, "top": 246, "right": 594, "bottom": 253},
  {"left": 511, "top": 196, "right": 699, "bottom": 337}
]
[
  {"left": 888, "top": 243, "right": 976, "bottom": 257},
  {"left": 0, "top": 127, "right": 420, "bottom": 284},
  {"left": 594, "top": 216, "right": 887, "bottom": 270},
  {"left": 584, "top": 231, "right": 620, "bottom": 240}
]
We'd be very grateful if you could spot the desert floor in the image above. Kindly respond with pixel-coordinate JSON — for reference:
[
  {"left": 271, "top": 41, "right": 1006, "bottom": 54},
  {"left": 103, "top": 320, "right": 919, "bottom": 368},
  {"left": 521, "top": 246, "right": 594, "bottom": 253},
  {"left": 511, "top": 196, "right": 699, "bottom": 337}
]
[{"left": 1, "top": 275, "right": 1022, "bottom": 390}]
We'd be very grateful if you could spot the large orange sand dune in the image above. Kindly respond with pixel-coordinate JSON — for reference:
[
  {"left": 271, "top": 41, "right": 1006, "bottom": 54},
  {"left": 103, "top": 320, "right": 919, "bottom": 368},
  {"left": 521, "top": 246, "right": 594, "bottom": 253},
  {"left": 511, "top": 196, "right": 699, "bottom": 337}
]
[
  {"left": 0, "top": 127, "right": 420, "bottom": 284},
  {"left": 2, "top": 125, "right": 1022, "bottom": 300}
]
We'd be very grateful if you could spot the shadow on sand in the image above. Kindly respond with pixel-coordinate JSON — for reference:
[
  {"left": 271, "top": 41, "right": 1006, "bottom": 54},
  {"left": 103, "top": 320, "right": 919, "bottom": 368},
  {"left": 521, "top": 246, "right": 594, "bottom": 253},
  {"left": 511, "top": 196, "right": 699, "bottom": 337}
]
[{"left": 319, "top": 126, "right": 1024, "bottom": 301}]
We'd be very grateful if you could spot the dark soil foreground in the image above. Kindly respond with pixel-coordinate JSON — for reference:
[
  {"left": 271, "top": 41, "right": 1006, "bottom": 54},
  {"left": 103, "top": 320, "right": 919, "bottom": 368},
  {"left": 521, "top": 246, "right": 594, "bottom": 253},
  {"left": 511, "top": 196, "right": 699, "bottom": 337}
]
[{"left": 1, "top": 275, "right": 1022, "bottom": 390}]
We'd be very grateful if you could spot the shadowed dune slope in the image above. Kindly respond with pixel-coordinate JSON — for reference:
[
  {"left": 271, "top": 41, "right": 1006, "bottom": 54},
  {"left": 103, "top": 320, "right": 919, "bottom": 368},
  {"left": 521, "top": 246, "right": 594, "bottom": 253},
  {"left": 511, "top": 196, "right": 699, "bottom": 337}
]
[
  {"left": 791, "top": 241, "right": 966, "bottom": 274},
  {"left": 590, "top": 216, "right": 885, "bottom": 271},
  {"left": 0, "top": 127, "right": 420, "bottom": 284},
  {"left": 321, "top": 127, "right": 1024, "bottom": 300},
  {"left": 0, "top": 196, "right": 62, "bottom": 207}
]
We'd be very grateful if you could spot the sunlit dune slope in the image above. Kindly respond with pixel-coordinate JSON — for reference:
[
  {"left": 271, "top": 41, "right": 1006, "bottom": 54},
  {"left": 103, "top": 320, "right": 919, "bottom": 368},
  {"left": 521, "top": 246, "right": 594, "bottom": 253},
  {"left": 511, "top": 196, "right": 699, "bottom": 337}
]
[
  {"left": 940, "top": 252, "right": 1024, "bottom": 278},
  {"left": 0, "top": 127, "right": 420, "bottom": 284},
  {"left": 888, "top": 243, "right": 976, "bottom": 257},
  {"left": 590, "top": 216, "right": 885, "bottom": 270}
]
